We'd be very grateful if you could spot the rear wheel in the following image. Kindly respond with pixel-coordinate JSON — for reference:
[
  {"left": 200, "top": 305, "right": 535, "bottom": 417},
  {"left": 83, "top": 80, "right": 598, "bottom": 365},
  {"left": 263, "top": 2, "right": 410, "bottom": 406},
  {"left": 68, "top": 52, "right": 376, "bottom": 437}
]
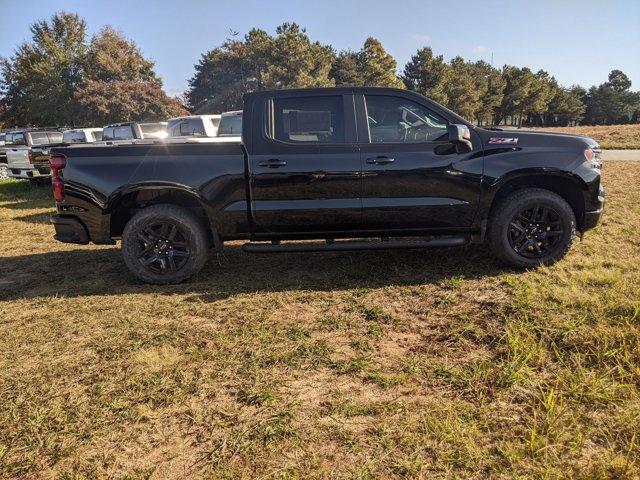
[
  {"left": 122, "top": 204, "right": 209, "bottom": 284},
  {"left": 488, "top": 188, "right": 576, "bottom": 268},
  {"left": 0, "top": 164, "right": 8, "bottom": 180}
]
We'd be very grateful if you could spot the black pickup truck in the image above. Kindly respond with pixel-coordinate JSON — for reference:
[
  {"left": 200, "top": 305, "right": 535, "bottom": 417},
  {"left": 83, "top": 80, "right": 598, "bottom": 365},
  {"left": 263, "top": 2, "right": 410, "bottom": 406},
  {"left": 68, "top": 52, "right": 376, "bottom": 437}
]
[{"left": 49, "top": 87, "right": 604, "bottom": 284}]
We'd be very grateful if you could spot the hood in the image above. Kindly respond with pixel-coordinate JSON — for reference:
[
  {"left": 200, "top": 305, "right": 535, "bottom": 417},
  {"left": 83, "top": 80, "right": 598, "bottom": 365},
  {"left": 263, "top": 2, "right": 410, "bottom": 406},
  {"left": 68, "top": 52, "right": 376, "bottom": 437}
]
[{"left": 476, "top": 128, "right": 599, "bottom": 149}]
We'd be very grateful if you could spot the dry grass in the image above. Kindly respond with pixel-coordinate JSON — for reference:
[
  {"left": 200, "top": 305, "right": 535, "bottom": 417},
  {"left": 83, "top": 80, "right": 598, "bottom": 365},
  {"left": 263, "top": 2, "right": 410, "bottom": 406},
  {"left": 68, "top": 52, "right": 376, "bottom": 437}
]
[
  {"left": 503, "top": 124, "right": 640, "bottom": 150},
  {"left": 0, "top": 163, "right": 639, "bottom": 479}
]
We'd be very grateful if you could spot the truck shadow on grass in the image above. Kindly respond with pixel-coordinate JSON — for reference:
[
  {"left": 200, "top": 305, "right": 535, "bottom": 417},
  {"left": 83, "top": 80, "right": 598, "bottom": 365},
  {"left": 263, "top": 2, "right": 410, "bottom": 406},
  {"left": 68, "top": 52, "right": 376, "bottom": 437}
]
[{"left": 0, "top": 243, "right": 509, "bottom": 302}]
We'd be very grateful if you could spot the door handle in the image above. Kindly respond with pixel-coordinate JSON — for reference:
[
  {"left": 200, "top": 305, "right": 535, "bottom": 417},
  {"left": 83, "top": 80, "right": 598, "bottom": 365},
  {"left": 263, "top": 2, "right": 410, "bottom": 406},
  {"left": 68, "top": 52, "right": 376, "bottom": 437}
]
[
  {"left": 366, "top": 156, "right": 395, "bottom": 165},
  {"left": 257, "top": 159, "right": 287, "bottom": 168}
]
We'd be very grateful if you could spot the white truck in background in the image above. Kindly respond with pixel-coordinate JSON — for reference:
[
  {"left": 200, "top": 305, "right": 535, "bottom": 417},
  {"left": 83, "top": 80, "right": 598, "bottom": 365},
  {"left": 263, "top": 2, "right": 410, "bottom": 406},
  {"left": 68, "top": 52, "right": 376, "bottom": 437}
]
[{"left": 163, "top": 112, "right": 243, "bottom": 143}]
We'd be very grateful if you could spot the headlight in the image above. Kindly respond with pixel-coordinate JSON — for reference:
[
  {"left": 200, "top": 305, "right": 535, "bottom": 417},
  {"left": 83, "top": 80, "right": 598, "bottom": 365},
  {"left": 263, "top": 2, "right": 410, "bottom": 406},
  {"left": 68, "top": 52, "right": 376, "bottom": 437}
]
[{"left": 584, "top": 147, "right": 602, "bottom": 170}]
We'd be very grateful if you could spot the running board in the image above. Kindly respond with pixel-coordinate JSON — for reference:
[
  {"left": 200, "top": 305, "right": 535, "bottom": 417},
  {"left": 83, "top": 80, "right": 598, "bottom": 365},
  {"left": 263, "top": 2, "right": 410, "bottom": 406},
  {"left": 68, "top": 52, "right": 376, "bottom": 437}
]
[{"left": 242, "top": 235, "right": 468, "bottom": 253}]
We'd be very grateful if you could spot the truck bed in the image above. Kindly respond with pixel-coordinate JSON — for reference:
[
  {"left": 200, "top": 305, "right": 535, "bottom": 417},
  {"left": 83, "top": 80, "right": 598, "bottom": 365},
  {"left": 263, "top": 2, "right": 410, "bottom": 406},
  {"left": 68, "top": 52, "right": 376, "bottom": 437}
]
[{"left": 54, "top": 142, "right": 248, "bottom": 241}]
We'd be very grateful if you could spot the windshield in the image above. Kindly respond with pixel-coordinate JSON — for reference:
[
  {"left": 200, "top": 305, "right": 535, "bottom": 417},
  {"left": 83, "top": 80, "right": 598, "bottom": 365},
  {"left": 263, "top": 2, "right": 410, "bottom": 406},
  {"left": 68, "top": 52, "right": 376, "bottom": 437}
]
[{"left": 218, "top": 115, "right": 242, "bottom": 136}]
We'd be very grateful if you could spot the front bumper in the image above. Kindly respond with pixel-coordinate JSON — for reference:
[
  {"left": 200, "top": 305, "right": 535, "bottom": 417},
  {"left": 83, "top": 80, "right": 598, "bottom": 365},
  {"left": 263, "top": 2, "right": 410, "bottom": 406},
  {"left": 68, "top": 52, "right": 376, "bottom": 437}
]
[
  {"left": 50, "top": 215, "right": 89, "bottom": 244},
  {"left": 582, "top": 184, "right": 605, "bottom": 231}
]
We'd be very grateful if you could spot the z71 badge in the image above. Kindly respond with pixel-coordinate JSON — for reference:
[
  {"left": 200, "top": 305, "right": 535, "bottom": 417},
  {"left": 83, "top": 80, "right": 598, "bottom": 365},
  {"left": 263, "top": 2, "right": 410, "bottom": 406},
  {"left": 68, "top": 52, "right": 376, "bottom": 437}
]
[{"left": 488, "top": 137, "right": 518, "bottom": 144}]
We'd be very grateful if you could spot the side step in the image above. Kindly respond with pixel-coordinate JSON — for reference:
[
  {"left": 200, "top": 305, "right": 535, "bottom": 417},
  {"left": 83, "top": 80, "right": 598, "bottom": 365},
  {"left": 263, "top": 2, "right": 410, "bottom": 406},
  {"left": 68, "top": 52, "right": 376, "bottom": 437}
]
[{"left": 242, "top": 235, "right": 468, "bottom": 253}]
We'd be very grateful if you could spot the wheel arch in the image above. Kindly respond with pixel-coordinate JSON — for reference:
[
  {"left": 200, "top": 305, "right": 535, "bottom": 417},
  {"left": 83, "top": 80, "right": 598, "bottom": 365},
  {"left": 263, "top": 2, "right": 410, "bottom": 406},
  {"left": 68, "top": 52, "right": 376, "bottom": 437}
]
[
  {"left": 107, "top": 185, "right": 220, "bottom": 247},
  {"left": 486, "top": 172, "right": 588, "bottom": 230}
]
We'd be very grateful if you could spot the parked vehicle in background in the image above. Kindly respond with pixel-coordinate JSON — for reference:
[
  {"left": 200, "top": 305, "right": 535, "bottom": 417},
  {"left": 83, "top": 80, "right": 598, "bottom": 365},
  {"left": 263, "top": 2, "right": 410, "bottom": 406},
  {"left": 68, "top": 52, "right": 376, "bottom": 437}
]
[
  {"left": 63, "top": 128, "right": 103, "bottom": 144},
  {"left": 49, "top": 87, "right": 604, "bottom": 284},
  {"left": 218, "top": 110, "right": 243, "bottom": 137},
  {"left": 166, "top": 115, "right": 220, "bottom": 138},
  {"left": 101, "top": 122, "right": 167, "bottom": 144},
  {"left": 164, "top": 113, "right": 242, "bottom": 143},
  {"left": 139, "top": 122, "right": 168, "bottom": 139},
  {"left": 6, "top": 129, "right": 63, "bottom": 181},
  {"left": 0, "top": 133, "right": 7, "bottom": 179}
]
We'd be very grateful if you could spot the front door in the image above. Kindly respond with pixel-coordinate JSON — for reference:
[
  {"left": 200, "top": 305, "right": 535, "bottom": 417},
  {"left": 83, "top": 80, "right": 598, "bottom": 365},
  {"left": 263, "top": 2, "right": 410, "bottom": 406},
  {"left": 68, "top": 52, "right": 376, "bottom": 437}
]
[
  {"left": 248, "top": 93, "right": 362, "bottom": 235},
  {"left": 357, "top": 93, "right": 483, "bottom": 231}
]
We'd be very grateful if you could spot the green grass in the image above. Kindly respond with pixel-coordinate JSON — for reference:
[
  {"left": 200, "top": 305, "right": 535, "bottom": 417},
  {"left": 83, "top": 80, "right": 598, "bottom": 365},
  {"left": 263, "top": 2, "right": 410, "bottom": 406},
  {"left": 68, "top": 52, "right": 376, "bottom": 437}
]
[{"left": 0, "top": 165, "right": 639, "bottom": 479}]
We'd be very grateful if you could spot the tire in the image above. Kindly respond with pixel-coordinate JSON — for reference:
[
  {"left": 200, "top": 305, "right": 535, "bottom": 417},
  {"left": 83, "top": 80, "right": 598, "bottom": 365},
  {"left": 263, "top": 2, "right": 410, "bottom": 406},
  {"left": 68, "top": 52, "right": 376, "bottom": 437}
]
[
  {"left": 121, "top": 204, "right": 210, "bottom": 284},
  {"left": 488, "top": 188, "right": 576, "bottom": 268},
  {"left": 0, "top": 164, "right": 8, "bottom": 180}
]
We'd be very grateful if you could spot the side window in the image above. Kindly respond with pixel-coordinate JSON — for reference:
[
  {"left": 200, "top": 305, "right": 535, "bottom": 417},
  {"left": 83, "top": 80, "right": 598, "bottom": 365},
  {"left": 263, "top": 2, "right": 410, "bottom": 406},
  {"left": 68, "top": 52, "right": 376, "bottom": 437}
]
[
  {"left": 181, "top": 119, "right": 206, "bottom": 136},
  {"left": 12, "top": 133, "right": 26, "bottom": 145},
  {"left": 365, "top": 95, "right": 449, "bottom": 143},
  {"left": 113, "top": 125, "right": 134, "bottom": 140},
  {"left": 273, "top": 96, "right": 344, "bottom": 143},
  {"left": 91, "top": 131, "right": 103, "bottom": 142},
  {"left": 63, "top": 131, "right": 86, "bottom": 143},
  {"left": 103, "top": 128, "right": 115, "bottom": 141}
]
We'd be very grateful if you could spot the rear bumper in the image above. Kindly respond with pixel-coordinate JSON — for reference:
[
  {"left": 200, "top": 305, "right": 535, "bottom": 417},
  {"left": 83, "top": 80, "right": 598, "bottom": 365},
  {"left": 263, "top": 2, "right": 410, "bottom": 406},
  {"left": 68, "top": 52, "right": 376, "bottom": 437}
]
[
  {"left": 8, "top": 165, "right": 51, "bottom": 179},
  {"left": 50, "top": 215, "right": 89, "bottom": 244}
]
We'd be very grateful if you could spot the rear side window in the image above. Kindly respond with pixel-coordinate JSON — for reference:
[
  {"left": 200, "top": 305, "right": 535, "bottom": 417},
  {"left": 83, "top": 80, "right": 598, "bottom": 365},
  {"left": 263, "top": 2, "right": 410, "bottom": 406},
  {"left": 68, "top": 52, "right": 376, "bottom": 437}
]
[
  {"left": 46, "top": 132, "right": 63, "bottom": 144},
  {"left": 365, "top": 95, "right": 449, "bottom": 143},
  {"left": 168, "top": 118, "right": 206, "bottom": 137},
  {"left": 140, "top": 123, "right": 167, "bottom": 138},
  {"left": 63, "top": 131, "right": 86, "bottom": 143},
  {"left": 113, "top": 126, "right": 134, "bottom": 140},
  {"left": 11, "top": 133, "right": 26, "bottom": 145},
  {"left": 91, "top": 131, "right": 103, "bottom": 142},
  {"left": 102, "top": 127, "right": 115, "bottom": 141},
  {"left": 29, "top": 132, "right": 51, "bottom": 145},
  {"left": 218, "top": 115, "right": 242, "bottom": 136},
  {"left": 273, "top": 96, "right": 344, "bottom": 143}
]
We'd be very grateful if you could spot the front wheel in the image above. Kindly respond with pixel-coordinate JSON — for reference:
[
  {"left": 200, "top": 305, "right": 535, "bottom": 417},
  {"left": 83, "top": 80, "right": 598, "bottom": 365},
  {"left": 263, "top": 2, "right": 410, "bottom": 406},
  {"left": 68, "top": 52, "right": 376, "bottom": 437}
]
[
  {"left": 488, "top": 188, "right": 576, "bottom": 268},
  {"left": 122, "top": 204, "right": 209, "bottom": 284}
]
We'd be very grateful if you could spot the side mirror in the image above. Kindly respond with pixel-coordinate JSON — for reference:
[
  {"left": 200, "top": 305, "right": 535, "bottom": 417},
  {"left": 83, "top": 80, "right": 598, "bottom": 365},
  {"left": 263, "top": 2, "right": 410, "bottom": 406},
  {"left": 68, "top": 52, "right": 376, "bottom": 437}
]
[{"left": 447, "top": 124, "right": 472, "bottom": 153}]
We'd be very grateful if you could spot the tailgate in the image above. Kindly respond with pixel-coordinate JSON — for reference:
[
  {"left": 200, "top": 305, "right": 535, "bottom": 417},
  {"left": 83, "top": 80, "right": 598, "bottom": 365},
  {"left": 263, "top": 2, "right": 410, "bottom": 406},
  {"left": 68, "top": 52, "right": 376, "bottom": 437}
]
[
  {"left": 6, "top": 147, "right": 30, "bottom": 168},
  {"left": 32, "top": 143, "right": 64, "bottom": 167}
]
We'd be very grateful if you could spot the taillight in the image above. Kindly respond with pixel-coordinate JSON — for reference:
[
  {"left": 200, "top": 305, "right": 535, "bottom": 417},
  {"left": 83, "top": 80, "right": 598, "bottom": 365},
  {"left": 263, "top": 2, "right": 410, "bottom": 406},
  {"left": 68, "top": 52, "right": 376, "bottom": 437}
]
[
  {"left": 28, "top": 150, "right": 34, "bottom": 164},
  {"left": 49, "top": 154, "right": 66, "bottom": 201}
]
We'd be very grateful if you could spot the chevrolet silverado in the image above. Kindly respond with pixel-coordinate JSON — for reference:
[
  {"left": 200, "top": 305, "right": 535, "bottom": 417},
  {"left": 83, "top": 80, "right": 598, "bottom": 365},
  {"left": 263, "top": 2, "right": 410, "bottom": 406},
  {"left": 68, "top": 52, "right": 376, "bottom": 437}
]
[{"left": 49, "top": 87, "right": 604, "bottom": 284}]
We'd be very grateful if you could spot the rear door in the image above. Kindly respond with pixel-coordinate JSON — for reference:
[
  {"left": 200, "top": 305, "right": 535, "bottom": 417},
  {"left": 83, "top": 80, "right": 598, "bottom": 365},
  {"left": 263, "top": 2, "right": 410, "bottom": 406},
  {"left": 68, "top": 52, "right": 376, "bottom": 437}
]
[
  {"left": 357, "top": 93, "right": 483, "bottom": 230},
  {"left": 247, "top": 92, "right": 362, "bottom": 234}
]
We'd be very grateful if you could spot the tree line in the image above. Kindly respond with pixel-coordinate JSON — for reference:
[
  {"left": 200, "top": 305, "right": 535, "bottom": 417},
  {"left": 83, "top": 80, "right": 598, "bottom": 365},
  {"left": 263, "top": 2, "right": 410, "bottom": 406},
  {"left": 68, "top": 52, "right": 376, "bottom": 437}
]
[
  {"left": 2, "top": 13, "right": 639, "bottom": 128},
  {"left": 0, "top": 12, "right": 186, "bottom": 128}
]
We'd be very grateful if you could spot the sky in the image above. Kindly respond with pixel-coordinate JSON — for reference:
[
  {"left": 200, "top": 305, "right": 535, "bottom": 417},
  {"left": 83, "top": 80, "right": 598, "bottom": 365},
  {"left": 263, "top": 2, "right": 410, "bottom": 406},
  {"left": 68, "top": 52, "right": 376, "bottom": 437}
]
[{"left": 1, "top": 0, "right": 639, "bottom": 97}]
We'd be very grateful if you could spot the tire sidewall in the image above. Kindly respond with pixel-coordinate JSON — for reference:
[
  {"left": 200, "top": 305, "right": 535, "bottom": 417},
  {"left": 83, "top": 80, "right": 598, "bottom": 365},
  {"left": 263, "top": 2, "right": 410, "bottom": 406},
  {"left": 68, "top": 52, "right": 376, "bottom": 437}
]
[
  {"left": 122, "top": 206, "right": 209, "bottom": 284},
  {"left": 492, "top": 191, "right": 575, "bottom": 268}
]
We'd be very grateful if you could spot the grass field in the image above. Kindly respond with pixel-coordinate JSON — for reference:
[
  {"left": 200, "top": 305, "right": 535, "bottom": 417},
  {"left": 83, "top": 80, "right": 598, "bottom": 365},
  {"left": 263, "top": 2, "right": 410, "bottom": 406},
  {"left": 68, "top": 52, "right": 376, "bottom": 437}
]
[
  {"left": 502, "top": 124, "right": 640, "bottom": 150},
  {"left": 0, "top": 164, "right": 639, "bottom": 479}
]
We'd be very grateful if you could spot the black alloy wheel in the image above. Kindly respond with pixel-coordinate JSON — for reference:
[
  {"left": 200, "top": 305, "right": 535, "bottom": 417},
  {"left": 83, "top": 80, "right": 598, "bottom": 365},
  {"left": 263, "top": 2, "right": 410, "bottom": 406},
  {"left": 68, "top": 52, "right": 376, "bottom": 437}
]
[
  {"left": 507, "top": 204, "right": 565, "bottom": 259},
  {"left": 135, "top": 221, "right": 191, "bottom": 274},
  {"left": 488, "top": 188, "right": 576, "bottom": 268},
  {"left": 122, "top": 204, "right": 210, "bottom": 284}
]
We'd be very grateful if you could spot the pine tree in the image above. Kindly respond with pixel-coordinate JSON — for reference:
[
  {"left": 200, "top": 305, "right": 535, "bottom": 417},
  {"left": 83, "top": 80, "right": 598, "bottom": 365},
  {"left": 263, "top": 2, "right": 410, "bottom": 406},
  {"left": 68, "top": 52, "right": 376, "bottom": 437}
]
[
  {"left": 187, "top": 23, "right": 335, "bottom": 113},
  {"left": 356, "top": 38, "right": 403, "bottom": 88},
  {"left": 402, "top": 47, "right": 449, "bottom": 105}
]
